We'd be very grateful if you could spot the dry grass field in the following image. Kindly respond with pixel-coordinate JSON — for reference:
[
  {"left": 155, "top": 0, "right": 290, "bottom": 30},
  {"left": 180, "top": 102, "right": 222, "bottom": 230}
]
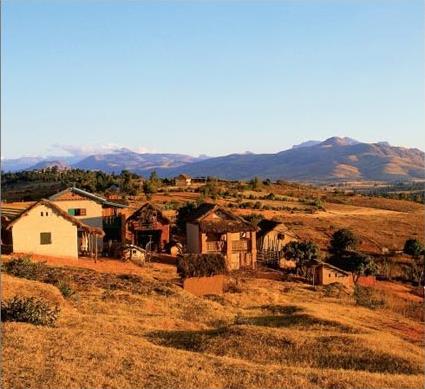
[
  {"left": 142, "top": 183, "right": 424, "bottom": 254},
  {"left": 2, "top": 255, "right": 424, "bottom": 389},
  {"left": 2, "top": 182, "right": 424, "bottom": 389}
]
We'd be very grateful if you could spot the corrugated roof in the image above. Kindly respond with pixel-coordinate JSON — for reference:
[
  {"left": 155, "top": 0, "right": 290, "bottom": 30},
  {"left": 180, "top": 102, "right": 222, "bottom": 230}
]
[
  {"left": 1, "top": 202, "right": 35, "bottom": 221},
  {"left": 49, "top": 187, "right": 127, "bottom": 208}
]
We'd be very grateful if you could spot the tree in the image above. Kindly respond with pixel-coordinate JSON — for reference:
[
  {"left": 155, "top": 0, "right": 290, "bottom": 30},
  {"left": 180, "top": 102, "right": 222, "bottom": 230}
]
[
  {"left": 283, "top": 241, "right": 320, "bottom": 277},
  {"left": 142, "top": 181, "right": 156, "bottom": 200},
  {"left": 403, "top": 239, "right": 424, "bottom": 258},
  {"left": 249, "top": 176, "right": 261, "bottom": 191},
  {"left": 403, "top": 239, "right": 425, "bottom": 286},
  {"left": 342, "top": 252, "right": 378, "bottom": 284},
  {"left": 329, "top": 229, "right": 358, "bottom": 255}
]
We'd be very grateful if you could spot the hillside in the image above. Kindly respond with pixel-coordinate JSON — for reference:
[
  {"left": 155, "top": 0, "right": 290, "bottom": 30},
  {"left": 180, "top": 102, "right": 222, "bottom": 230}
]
[
  {"left": 155, "top": 138, "right": 425, "bottom": 182},
  {"left": 2, "top": 257, "right": 424, "bottom": 389}
]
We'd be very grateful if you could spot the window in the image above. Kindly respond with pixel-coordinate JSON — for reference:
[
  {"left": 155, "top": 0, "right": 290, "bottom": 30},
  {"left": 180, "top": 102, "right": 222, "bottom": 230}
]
[
  {"left": 46, "top": 212, "right": 49, "bottom": 216},
  {"left": 41, "top": 212, "right": 44, "bottom": 216},
  {"left": 40, "top": 232, "right": 52, "bottom": 245},
  {"left": 68, "top": 208, "right": 86, "bottom": 216}
]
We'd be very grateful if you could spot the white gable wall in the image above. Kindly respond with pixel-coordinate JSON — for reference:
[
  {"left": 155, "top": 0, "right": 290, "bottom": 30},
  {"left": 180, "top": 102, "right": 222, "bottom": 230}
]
[{"left": 12, "top": 204, "right": 78, "bottom": 258}]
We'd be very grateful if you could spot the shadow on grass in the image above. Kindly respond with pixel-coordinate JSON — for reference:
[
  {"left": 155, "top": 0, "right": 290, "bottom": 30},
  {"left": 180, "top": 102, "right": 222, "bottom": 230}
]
[
  {"left": 241, "top": 304, "right": 355, "bottom": 332},
  {"left": 236, "top": 314, "right": 355, "bottom": 332},
  {"left": 146, "top": 327, "right": 421, "bottom": 375}
]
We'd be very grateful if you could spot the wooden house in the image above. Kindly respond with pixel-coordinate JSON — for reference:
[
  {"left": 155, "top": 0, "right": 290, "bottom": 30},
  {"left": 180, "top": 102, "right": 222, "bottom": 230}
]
[
  {"left": 257, "top": 219, "right": 298, "bottom": 251},
  {"left": 175, "top": 174, "right": 192, "bottom": 187},
  {"left": 125, "top": 203, "right": 170, "bottom": 251},
  {"left": 186, "top": 203, "right": 257, "bottom": 271},
  {"left": 1, "top": 199, "right": 104, "bottom": 259}
]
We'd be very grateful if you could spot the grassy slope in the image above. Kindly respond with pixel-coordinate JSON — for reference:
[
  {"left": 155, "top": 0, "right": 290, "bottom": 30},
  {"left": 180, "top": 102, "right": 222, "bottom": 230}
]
[{"left": 2, "top": 261, "right": 424, "bottom": 389}]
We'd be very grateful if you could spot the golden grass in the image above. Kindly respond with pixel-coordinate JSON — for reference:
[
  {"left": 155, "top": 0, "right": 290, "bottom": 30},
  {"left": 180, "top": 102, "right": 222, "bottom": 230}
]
[{"left": 2, "top": 260, "right": 425, "bottom": 389}]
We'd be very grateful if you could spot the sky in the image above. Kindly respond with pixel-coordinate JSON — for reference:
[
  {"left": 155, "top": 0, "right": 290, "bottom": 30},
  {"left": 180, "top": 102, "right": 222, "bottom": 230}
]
[{"left": 2, "top": 0, "right": 424, "bottom": 159}]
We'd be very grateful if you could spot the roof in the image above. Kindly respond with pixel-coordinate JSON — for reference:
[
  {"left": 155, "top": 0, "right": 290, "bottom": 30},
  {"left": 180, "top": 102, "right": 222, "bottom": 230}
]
[
  {"left": 49, "top": 187, "right": 127, "bottom": 208},
  {"left": 1, "top": 202, "right": 35, "bottom": 222},
  {"left": 187, "top": 203, "right": 256, "bottom": 233},
  {"left": 257, "top": 219, "right": 297, "bottom": 240},
  {"left": 126, "top": 202, "right": 171, "bottom": 224},
  {"left": 176, "top": 174, "right": 191, "bottom": 179},
  {"left": 309, "top": 259, "right": 350, "bottom": 275},
  {"left": 4, "top": 199, "right": 105, "bottom": 236}
]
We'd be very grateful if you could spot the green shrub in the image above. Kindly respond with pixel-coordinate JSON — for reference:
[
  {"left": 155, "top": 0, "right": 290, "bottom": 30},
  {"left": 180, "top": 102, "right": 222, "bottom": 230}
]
[
  {"left": 177, "top": 254, "right": 227, "bottom": 279},
  {"left": 1, "top": 297, "right": 59, "bottom": 326},
  {"left": 4, "top": 257, "right": 47, "bottom": 280},
  {"left": 354, "top": 286, "right": 384, "bottom": 309},
  {"left": 56, "top": 280, "right": 74, "bottom": 298}
]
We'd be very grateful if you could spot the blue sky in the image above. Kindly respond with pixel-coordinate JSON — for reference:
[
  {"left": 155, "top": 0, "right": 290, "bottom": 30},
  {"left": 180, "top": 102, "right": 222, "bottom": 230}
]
[{"left": 2, "top": 0, "right": 424, "bottom": 158}]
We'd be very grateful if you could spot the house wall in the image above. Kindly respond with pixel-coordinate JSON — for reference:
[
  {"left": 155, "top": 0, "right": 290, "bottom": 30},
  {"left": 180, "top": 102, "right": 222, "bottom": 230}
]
[
  {"left": 260, "top": 230, "right": 296, "bottom": 251},
  {"left": 315, "top": 266, "right": 351, "bottom": 286},
  {"left": 11, "top": 204, "right": 78, "bottom": 258},
  {"left": 52, "top": 199, "right": 103, "bottom": 228},
  {"left": 52, "top": 199, "right": 103, "bottom": 249},
  {"left": 186, "top": 223, "right": 200, "bottom": 253}
]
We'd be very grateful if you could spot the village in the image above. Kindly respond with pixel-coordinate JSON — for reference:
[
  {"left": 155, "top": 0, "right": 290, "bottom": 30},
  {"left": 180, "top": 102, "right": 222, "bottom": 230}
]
[
  {"left": 2, "top": 172, "right": 424, "bottom": 389},
  {"left": 1, "top": 179, "right": 373, "bottom": 292},
  {"left": 1, "top": 173, "right": 423, "bottom": 294}
]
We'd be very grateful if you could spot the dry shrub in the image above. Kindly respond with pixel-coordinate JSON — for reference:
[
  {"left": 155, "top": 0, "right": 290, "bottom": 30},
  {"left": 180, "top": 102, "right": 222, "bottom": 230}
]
[{"left": 354, "top": 286, "right": 385, "bottom": 309}]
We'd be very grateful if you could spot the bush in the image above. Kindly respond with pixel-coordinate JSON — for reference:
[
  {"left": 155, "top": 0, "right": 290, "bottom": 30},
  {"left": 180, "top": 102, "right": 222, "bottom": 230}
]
[
  {"left": 1, "top": 297, "right": 59, "bottom": 326},
  {"left": 354, "top": 286, "right": 384, "bottom": 309},
  {"left": 177, "top": 254, "right": 227, "bottom": 278},
  {"left": 56, "top": 280, "right": 74, "bottom": 298},
  {"left": 4, "top": 257, "right": 47, "bottom": 280}
]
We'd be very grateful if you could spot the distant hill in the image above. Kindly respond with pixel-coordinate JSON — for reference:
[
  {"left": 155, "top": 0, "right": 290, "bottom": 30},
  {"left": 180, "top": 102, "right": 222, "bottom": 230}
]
[
  {"left": 155, "top": 137, "right": 425, "bottom": 182},
  {"left": 26, "top": 160, "right": 70, "bottom": 171},
  {"left": 291, "top": 140, "right": 321, "bottom": 149},
  {"left": 72, "top": 149, "right": 209, "bottom": 174},
  {"left": 3, "top": 138, "right": 424, "bottom": 182}
]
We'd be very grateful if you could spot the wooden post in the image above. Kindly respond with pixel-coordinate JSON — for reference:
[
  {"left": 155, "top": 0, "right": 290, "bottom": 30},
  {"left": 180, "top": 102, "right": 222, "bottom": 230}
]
[{"left": 95, "top": 234, "right": 98, "bottom": 263}]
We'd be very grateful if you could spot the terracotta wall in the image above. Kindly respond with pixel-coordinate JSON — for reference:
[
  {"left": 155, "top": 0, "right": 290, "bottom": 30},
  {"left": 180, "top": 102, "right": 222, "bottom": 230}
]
[
  {"left": 356, "top": 276, "right": 376, "bottom": 287},
  {"left": 183, "top": 275, "right": 226, "bottom": 296}
]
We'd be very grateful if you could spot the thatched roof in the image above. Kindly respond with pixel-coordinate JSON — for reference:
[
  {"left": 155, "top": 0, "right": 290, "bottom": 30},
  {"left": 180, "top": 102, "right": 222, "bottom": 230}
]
[
  {"left": 188, "top": 203, "right": 256, "bottom": 233},
  {"left": 126, "top": 202, "right": 171, "bottom": 224},
  {"left": 5, "top": 199, "right": 105, "bottom": 236},
  {"left": 257, "top": 219, "right": 296, "bottom": 239}
]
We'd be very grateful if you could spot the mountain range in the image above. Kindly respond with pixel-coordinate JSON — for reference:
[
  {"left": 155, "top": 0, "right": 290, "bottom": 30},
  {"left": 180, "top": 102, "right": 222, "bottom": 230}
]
[{"left": 2, "top": 137, "right": 424, "bottom": 182}]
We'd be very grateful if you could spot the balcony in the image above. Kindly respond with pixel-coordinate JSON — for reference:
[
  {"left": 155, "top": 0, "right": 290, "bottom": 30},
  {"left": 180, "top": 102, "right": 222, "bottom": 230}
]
[
  {"left": 206, "top": 241, "right": 226, "bottom": 252},
  {"left": 232, "top": 240, "right": 249, "bottom": 251}
]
